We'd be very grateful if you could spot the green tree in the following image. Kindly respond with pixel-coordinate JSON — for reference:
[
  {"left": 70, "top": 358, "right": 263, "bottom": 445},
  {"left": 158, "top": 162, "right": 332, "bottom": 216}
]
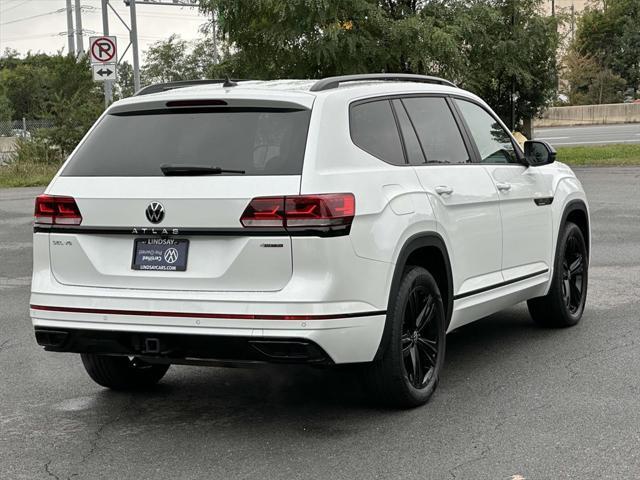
[
  {"left": 198, "top": 0, "right": 558, "bottom": 129},
  {"left": 142, "top": 34, "right": 192, "bottom": 83},
  {"left": 199, "top": 0, "right": 464, "bottom": 80},
  {"left": 0, "top": 51, "right": 103, "bottom": 156},
  {"left": 0, "top": 94, "right": 13, "bottom": 122},
  {"left": 115, "top": 60, "right": 135, "bottom": 98},
  {"left": 574, "top": 0, "right": 640, "bottom": 93},
  {"left": 562, "top": 50, "right": 625, "bottom": 104}
]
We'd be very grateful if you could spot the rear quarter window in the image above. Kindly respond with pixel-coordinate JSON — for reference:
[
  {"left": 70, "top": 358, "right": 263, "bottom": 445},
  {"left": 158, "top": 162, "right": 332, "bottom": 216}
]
[
  {"left": 62, "top": 107, "right": 311, "bottom": 176},
  {"left": 350, "top": 100, "right": 405, "bottom": 165}
]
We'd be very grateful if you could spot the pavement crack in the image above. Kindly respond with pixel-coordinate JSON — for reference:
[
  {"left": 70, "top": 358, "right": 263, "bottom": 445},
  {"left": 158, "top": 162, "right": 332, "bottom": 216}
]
[
  {"left": 0, "top": 339, "right": 14, "bottom": 354},
  {"left": 78, "top": 415, "right": 121, "bottom": 466},
  {"left": 44, "top": 459, "right": 66, "bottom": 480}
]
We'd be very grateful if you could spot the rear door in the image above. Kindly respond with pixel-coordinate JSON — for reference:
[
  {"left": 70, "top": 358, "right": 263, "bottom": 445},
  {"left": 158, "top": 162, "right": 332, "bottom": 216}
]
[
  {"left": 397, "top": 96, "right": 503, "bottom": 297},
  {"left": 46, "top": 101, "right": 311, "bottom": 292},
  {"left": 452, "top": 98, "right": 554, "bottom": 282}
]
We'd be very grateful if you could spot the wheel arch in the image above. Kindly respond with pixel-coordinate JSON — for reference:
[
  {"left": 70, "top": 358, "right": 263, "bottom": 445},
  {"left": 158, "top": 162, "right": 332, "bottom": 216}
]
[
  {"left": 560, "top": 199, "right": 590, "bottom": 256},
  {"left": 373, "top": 232, "right": 453, "bottom": 361}
]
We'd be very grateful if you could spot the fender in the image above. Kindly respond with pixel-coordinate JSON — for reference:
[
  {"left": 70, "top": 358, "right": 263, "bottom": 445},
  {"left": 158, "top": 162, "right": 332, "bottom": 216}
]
[
  {"left": 559, "top": 199, "right": 590, "bottom": 254},
  {"left": 373, "top": 232, "right": 453, "bottom": 361},
  {"left": 540, "top": 198, "right": 590, "bottom": 298}
]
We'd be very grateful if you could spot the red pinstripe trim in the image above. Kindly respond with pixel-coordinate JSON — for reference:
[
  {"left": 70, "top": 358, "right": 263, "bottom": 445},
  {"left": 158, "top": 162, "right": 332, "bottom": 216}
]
[{"left": 30, "top": 304, "right": 386, "bottom": 321}]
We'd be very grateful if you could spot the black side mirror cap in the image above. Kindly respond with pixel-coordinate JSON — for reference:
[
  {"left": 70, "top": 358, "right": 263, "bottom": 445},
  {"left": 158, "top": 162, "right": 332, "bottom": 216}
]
[{"left": 524, "top": 140, "right": 556, "bottom": 167}]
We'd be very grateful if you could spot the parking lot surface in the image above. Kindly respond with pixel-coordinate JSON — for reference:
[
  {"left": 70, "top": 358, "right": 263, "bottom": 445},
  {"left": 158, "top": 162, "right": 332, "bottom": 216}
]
[{"left": 1, "top": 167, "right": 639, "bottom": 479}]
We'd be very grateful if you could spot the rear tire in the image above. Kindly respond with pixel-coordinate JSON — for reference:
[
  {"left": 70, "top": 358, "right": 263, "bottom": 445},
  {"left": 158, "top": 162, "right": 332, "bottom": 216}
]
[
  {"left": 528, "top": 221, "right": 588, "bottom": 327},
  {"left": 365, "top": 266, "right": 446, "bottom": 408},
  {"left": 81, "top": 354, "right": 170, "bottom": 390}
]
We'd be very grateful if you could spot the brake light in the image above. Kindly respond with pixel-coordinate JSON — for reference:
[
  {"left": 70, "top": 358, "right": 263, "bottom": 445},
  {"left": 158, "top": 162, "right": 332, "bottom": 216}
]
[
  {"left": 240, "top": 193, "right": 355, "bottom": 232},
  {"left": 34, "top": 195, "right": 82, "bottom": 225}
]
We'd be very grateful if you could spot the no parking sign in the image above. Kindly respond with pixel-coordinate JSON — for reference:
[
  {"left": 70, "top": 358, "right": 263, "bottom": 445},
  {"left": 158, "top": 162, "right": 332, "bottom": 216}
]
[
  {"left": 89, "top": 36, "right": 117, "bottom": 82},
  {"left": 89, "top": 36, "right": 117, "bottom": 64}
]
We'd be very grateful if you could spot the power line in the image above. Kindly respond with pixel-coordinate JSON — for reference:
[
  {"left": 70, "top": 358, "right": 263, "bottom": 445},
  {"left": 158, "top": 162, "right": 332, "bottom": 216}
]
[
  {"left": 0, "top": 32, "right": 64, "bottom": 42},
  {"left": 0, "top": 8, "right": 66, "bottom": 27},
  {"left": 0, "top": 0, "right": 29, "bottom": 15}
]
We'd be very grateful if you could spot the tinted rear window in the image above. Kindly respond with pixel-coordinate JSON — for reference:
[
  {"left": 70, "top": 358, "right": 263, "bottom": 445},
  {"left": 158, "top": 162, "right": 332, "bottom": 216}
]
[
  {"left": 62, "top": 107, "right": 311, "bottom": 176},
  {"left": 350, "top": 100, "right": 405, "bottom": 165}
]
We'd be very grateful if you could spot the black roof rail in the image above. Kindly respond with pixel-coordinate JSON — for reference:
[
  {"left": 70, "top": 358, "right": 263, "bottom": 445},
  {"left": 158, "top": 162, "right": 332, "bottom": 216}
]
[
  {"left": 309, "top": 73, "right": 456, "bottom": 92},
  {"left": 134, "top": 79, "right": 246, "bottom": 96}
]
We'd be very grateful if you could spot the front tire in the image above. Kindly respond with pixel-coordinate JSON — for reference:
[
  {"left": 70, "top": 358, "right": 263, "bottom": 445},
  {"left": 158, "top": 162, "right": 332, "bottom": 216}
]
[
  {"left": 366, "top": 266, "right": 446, "bottom": 408},
  {"left": 528, "top": 221, "right": 588, "bottom": 327},
  {"left": 81, "top": 354, "right": 170, "bottom": 390}
]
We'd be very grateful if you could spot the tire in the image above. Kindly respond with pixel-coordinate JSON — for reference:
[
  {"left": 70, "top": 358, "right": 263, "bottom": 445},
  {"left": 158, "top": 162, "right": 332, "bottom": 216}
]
[
  {"left": 80, "top": 354, "right": 170, "bottom": 390},
  {"left": 365, "top": 266, "right": 446, "bottom": 408},
  {"left": 528, "top": 221, "right": 588, "bottom": 328}
]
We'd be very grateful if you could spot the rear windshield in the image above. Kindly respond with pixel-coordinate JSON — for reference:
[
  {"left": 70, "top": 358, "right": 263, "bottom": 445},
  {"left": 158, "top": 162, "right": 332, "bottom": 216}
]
[{"left": 62, "top": 107, "right": 311, "bottom": 176}]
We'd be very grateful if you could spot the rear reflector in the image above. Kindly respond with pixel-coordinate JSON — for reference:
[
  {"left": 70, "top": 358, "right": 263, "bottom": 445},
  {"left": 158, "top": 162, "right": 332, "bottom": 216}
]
[
  {"left": 240, "top": 193, "right": 355, "bottom": 232},
  {"left": 35, "top": 195, "right": 82, "bottom": 225}
]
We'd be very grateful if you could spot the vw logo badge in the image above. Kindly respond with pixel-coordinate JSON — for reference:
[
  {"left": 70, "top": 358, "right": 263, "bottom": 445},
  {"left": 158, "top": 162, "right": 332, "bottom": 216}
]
[
  {"left": 146, "top": 202, "right": 165, "bottom": 224},
  {"left": 164, "top": 248, "right": 178, "bottom": 264}
]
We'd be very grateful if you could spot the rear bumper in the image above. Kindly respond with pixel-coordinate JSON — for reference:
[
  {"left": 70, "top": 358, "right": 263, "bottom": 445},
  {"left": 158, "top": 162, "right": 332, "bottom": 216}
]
[
  {"left": 30, "top": 305, "right": 386, "bottom": 364},
  {"left": 35, "top": 328, "right": 334, "bottom": 365}
]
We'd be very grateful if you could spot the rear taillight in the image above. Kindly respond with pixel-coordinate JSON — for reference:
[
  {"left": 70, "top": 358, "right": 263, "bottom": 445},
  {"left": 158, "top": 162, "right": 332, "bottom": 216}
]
[
  {"left": 34, "top": 195, "right": 82, "bottom": 225},
  {"left": 240, "top": 193, "right": 355, "bottom": 233}
]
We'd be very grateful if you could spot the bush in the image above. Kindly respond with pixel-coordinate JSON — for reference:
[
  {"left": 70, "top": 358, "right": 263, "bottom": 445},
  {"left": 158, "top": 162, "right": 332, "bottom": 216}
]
[{"left": 10, "top": 136, "right": 64, "bottom": 165}]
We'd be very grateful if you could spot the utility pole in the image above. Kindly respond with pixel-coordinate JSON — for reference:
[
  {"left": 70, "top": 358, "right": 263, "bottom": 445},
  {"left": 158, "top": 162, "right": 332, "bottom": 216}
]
[
  {"left": 74, "top": 0, "right": 84, "bottom": 56},
  {"left": 122, "top": 0, "right": 201, "bottom": 92},
  {"left": 66, "top": 0, "right": 75, "bottom": 56},
  {"left": 211, "top": 10, "right": 218, "bottom": 65},
  {"left": 102, "top": 0, "right": 113, "bottom": 106},
  {"left": 551, "top": 0, "right": 555, "bottom": 16},
  {"left": 129, "top": 0, "right": 141, "bottom": 92},
  {"left": 571, "top": 4, "right": 575, "bottom": 42}
]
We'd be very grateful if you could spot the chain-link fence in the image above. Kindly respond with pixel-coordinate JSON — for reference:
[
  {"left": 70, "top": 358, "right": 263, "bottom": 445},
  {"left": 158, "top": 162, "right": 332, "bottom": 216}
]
[
  {"left": 0, "top": 119, "right": 55, "bottom": 138},
  {"left": 0, "top": 119, "right": 56, "bottom": 165}
]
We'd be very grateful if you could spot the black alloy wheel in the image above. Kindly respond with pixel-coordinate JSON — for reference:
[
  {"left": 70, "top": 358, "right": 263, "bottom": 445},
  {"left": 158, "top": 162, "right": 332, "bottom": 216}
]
[
  {"left": 401, "top": 284, "right": 440, "bottom": 389},
  {"left": 365, "top": 266, "right": 446, "bottom": 408},
  {"left": 528, "top": 221, "right": 588, "bottom": 327},
  {"left": 561, "top": 233, "right": 586, "bottom": 315}
]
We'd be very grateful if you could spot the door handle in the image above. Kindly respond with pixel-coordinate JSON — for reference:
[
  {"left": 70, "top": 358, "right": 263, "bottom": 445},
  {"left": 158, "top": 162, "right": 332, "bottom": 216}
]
[
  {"left": 496, "top": 182, "right": 512, "bottom": 192},
  {"left": 435, "top": 185, "right": 454, "bottom": 196}
]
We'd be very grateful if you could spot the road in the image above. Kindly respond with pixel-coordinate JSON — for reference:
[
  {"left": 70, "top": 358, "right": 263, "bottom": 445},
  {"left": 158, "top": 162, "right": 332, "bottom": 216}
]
[
  {"left": 535, "top": 123, "right": 640, "bottom": 146},
  {"left": 2, "top": 168, "right": 640, "bottom": 479}
]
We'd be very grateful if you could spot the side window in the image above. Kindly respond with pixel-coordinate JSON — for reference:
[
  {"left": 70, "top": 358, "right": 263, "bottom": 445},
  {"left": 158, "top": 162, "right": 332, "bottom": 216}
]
[
  {"left": 401, "top": 97, "right": 470, "bottom": 164},
  {"left": 350, "top": 100, "right": 405, "bottom": 165},
  {"left": 455, "top": 100, "right": 518, "bottom": 164},
  {"left": 391, "top": 99, "right": 426, "bottom": 165}
]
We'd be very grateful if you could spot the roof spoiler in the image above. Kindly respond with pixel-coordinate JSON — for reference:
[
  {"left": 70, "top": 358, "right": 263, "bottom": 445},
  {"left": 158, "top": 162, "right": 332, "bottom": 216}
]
[{"left": 134, "top": 78, "right": 245, "bottom": 96}]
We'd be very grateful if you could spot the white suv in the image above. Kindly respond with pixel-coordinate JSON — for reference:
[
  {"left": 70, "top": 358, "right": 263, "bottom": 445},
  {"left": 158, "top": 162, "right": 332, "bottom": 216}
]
[{"left": 30, "top": 74, "right": 590, "bottom": 407}]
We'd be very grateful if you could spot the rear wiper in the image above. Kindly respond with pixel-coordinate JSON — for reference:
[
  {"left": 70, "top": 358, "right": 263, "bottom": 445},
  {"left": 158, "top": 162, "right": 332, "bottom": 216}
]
[{"left": 160, "top": 164, "right": 245, "bottom": 176}]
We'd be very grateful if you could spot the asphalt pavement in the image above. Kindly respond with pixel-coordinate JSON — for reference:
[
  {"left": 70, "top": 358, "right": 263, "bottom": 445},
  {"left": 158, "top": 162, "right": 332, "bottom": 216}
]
[
  {"left": 2, "top": 168, "right": 640, "bottom": 479},
  {"left": 535, "top": 123, "right": 640, "bottom": 146}
]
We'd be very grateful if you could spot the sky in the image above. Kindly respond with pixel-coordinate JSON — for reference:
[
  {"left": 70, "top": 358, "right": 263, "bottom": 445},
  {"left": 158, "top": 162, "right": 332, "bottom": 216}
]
[{"left": 0, "top": 0, "right": 211, "bottom": 63}]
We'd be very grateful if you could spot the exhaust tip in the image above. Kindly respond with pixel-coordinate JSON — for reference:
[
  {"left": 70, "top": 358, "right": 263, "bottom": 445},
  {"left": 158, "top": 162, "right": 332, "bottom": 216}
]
[
  {"left": 35, "top": 329, "right": 69, "bottom": 349},
  {"left": 249, "top": 340, "right": 327, "bottom": 362}
]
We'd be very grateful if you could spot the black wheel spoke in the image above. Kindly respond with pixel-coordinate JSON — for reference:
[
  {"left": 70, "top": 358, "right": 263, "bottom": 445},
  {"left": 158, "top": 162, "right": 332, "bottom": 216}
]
[
  {"left": 416, "top": 296, "right": 435, "bottom": 333},
  {"left": 417, "top": 337, "right": 438, "bottom": 358},
  {"left": 569, "top": 256, "right": 583, "bottom": 275},
  {"left": 410, "top": 345, "right": 421, "bottom": 385},
  {"left": 401, "top": 334, "right": 412, "bottom": 355}
]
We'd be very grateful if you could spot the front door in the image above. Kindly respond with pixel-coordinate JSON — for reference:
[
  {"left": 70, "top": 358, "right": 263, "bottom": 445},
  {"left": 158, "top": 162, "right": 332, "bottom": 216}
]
[{"left": 453, "top": 98, "right": 554, "bottom": 282}]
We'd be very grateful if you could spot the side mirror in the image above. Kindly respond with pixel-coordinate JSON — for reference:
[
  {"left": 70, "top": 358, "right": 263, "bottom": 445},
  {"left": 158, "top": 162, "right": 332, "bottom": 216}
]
[{"left": 524, "top": 140, "right": 556, "bottom": 167}]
